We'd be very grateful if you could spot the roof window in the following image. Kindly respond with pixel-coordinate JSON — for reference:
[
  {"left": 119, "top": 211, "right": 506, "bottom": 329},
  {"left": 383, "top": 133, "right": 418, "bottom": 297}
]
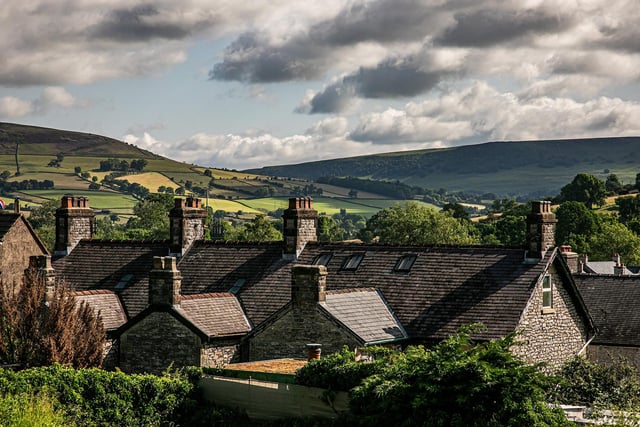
[
  {"left": 312, "top": 253, "right": 332, "bottom": 266},
  {"left": 114, "top": 274, "right": 133, "bottom": 290},
  {"left": 395, "top": 254, "right": 417, "bottom": 272},
  {"left": 342, "top": 253, "right": 364, "bottom": 271},
  {"left": 229, "top": 279, "right": 246, "bottom": 295}
]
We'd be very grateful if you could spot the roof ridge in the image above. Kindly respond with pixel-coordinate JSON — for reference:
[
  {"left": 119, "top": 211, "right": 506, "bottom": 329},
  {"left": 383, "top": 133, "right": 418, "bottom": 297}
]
[
  {"left": 69, "top": 289, "right": 115, "bottom": 296},
  {"left": 181, "top": 292, "right": 235, "bottom": 300},
  {"left": 326, "top": 287, "right": 377, "bottom": 295}
]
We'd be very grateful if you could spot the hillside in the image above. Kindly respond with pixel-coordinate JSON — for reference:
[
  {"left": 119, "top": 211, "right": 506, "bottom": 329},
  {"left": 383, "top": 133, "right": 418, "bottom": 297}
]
[{"left": 246, "top": 137, "right": 640, "bottom": 197}]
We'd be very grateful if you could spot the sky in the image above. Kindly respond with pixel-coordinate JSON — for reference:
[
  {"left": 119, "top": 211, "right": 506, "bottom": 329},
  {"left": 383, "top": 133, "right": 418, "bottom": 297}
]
[{"left": 1, "top": 1, "right": 640, "bottom": 170}]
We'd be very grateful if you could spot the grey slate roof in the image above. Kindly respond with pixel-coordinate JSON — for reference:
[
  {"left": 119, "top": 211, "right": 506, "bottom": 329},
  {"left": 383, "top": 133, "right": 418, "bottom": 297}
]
[
  {"left": 297, "top": 242, "right": 558, "bottom": 341},
  {"left": 177, "top": 241, "right": 293, "bottom": 326},
  {"left": 574, "top": 274, "right": 640, "bottom": 346},
  {"left": 176, "top": 293, "right": 251, "bottom": 337},
  {"left": 52, "top": 240, "right": 169, "bottom": 318},
  {"left": 582, "top": 261, "right": 640, "bottom": 276},
  {"left": 319, "top": 288, "right": 407, "bottom": 344},
  {"left": 70, "top": 289, "right": 127, "bottom": 331}
]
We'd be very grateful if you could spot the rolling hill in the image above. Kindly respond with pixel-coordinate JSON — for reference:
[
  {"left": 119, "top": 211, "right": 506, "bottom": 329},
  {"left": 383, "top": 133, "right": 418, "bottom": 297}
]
[{"left": 246, "top": 137, "right": 640, "bottom": 197}]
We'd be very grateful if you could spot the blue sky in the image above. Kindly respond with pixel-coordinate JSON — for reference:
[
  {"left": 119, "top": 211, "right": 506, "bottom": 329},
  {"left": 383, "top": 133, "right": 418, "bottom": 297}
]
[{"left": 1, "top": 1, "right": 640, "bottom": 170}]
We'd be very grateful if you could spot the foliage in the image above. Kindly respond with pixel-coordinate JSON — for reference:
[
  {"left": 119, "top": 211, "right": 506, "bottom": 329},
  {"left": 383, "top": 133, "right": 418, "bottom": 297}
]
[
  {"left": 225, "top": 215, "right": 282, "bottom": 241},
  {"left": 0, "top": 364, "right": 194, "bottom": 426},
  {"left": 554, "top": 356, "right": 640, "bottom": 409},
  {"left": 558, "top": 173, "right": 606, "bottom": 209},
  {"left": 295, "top": 346, "right": 388, "bottom": 391},
  {"left": 0, "top": 178, "right": 54, "bottom": 193},
  {"left": 359, "top": 202, "right": 479, "bottom": 245},
  {"left": 442, "top": 202, "right": 470, "bottom": 221},
  {"left": 606, "top": 174, "right": 623, "bottom": 194},
  {"left": 349, "top": 327, "right": 569, "bottom": 427},
  {"left": 121, "top": 193, "right": 174, "bottom": 239},
  {"left": 589, "top": 220, "right": 640, "bottom": 265},
  {"left": 0, "top": 270, "right": 105, "bottom": 369},
  {"left": 616, "top": 196, "right": 640, "bottom": 224},
  {"left": 555, "top": 201, "right": 599, "bottom": 253},
  {"left": 0, "top": 391, "right": 68, "bottom": 426}
]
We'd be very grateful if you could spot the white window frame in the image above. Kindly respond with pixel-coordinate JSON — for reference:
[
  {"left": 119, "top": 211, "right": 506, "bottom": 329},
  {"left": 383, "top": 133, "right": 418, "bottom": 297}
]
[{"left": 542, "top": 274, "right": 553, "bottom": 309}]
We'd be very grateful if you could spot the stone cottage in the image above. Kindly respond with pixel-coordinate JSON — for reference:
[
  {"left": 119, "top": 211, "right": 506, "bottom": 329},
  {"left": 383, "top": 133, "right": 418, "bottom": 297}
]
[
  {"left": 50, "top": 195, "right": 595, "bottom": 373},
  {"left": 0, "top": 200, "right": 49, "bottom": 284}
]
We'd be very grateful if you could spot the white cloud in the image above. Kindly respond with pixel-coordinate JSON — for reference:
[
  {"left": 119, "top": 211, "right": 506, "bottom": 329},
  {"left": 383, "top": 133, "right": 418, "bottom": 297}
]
[
  {"left": 0, "top": 96, "right": 34, "bottom": 118},
  {"left": 0, "top": 87, "right": 84, "bottom": 119}
]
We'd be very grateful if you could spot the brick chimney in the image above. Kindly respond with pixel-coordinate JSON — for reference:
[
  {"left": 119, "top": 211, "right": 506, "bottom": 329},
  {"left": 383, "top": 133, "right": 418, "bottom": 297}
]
[
  {"left": 54, "top": 195, "right": 95, "bottom": 256},
  {"left": 169, "top": 197, "right": 208, "bottom": 257},
  {"left": 283, "top": 197, "right": 318, "bottom": 259},
  {"left": 149, "top": 256, "right": 181, "bottom": 307},
  {"left": 526, "top": 201, "right": 557, "bottom": 260},
  {"left": 291, "top": 264, "right": 327, "bottom": 308},
  {"left": 559, "top": 245, "right": 579, "bottom": 274}
]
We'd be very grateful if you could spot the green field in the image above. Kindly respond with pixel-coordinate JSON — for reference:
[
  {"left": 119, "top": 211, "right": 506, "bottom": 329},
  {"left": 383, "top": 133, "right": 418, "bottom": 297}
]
[{"left": 23, "top": 190, "right": 138, "bottom": 209}]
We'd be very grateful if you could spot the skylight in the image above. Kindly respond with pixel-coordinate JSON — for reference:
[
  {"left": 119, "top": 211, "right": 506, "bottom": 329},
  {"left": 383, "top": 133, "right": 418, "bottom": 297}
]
[
  {"left": 114, "top": 274, "right": 133, "bottom": 290},
  {"left": 342, "top": 254, "right": 364, "bottom": 271},
  {"left": 229, "top": 279, "right": 246, "bottom": 295},
  {"left": 312, "top": 253, "right": 332, "bottom": 266},
  {"left": 395, "top": 254, "right": 417, "bottom": 272}
]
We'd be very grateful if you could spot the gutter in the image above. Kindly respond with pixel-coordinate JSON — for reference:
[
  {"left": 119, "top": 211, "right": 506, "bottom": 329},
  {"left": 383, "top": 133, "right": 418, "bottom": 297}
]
[{"left": 578, "top": 331, "right": 596, "bottom": 356}]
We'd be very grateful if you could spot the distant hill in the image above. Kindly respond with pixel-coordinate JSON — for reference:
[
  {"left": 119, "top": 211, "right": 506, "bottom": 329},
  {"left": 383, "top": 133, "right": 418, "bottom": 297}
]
[
  {"left": 0, "top": 122, "right": 158, "bottom": 158},
  {"left": 245, "top": 137, "right": 640, "bottom": 197}
]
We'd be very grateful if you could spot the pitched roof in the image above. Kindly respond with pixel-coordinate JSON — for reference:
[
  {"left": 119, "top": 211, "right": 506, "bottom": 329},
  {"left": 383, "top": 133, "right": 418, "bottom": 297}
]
[
  {"left": 70, "top": 289, "right": 127, "bottom": 331},
  {"left": 582, "top": 261, "right": 640, "bottom": 276},
  {"left": 178, "top": 241, "right": 293, "bottom": 326},
  {"left": 319, "top": 288, "right": 407, "bottom": 344},
  {"left": 574, "top": 274, "right": 640, "bottom": 346},
  {"left": 297, "top": 242, "right": 555, "bottom": 341},
  {"left": 176, "top": 293, "right": 251, "bottom": 337},
  {"left": 52, "top": 240, "right": 169, "bottom": 318},
  {"left": 0, "top": 213, "right": 49, "bottom": 254}
]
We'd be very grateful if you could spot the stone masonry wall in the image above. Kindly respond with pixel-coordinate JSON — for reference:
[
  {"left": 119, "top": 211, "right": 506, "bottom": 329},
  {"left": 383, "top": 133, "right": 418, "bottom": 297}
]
[
  {"left": 120, "top": 311, "right": 201, "bottom": 374},
  {"left": 249, "top": 308, "right": 359, "bottom": 361},
  {"left": 101, "top": 338, "right": 119, "bottom": 370},
  {"left": 201, "top": 340, "right": 241, "bottom": 367},
  {"left": 68, "top": 217, "right": 93, "bottom": 249},
  {"left": 0, "top": 219, "right": 47, "bottom": 284},
  {"left": 512, "top": 264, "right": 588, "bottom": 373}
]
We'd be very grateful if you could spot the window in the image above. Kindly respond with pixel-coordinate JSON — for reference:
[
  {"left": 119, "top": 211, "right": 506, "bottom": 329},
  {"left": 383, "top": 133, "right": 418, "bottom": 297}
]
[
  {"left": 395, "top": 254, "right": 417, "bottom": 272},
  {"left": 114, "top": 274, "right": 133, "bottom": 290},
  {"left": 229, "top": 279, "right": 246, "bottom": 295},
  {"left": 342, "top": 253, "right": 364, "bottom": 271},
  {"left": 542, "top": 275, "right": 552, "bottom": 309},
  {"left": 312, "top": 253, "right": 332, "bottom": 266}
]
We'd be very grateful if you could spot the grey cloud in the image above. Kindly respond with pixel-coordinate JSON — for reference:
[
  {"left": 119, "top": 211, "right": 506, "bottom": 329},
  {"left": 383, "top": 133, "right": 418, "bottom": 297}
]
[
  {"left": 91, "top": 5, "right": 191, "bottom": 42},
  {"left": 307, "top": 59, "right": 449, "bottom": 113},
  {"left": 436, "top": 8, "right": 567, "bottom": 47}
]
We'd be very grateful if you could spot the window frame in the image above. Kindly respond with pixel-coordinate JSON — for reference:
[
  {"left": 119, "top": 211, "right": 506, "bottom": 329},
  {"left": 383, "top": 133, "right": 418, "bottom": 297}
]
[
  {"left": 394, "top": 254, "right": 417, "bottom": 272},
  {"left": 541, "top": 274, "right": 553, "bottom": 309},
  {"left": 341, "top": 253, "right": 364, "bottom": 271},
  {"left": 312, "top": 253, "right": 333, "bottom": 266}
]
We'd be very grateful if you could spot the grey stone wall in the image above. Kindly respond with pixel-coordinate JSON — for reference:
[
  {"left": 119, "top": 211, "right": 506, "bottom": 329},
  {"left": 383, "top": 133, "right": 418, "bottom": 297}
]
[
  {"left": 201, "top": 341, "right": 241, "bottom": 367},
  {"left": 249, "top": 308, "right": 359, "bottom": 361},
  {"left": 0, "top": 219, "right": 48, "bottom": 284},
  {"left": 120, "top": 311, "right": 201, "bottom": 374},
  {"left": 102, "top": 338, "right": 119, "bottom": 370},
  {"left": 512, "top": 264, "right": 588, "bottom": 372}
]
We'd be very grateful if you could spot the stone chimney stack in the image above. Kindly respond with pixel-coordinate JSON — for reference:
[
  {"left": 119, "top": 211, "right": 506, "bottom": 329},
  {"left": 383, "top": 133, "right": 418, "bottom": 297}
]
[
  {"left": 291, "top": 264, "right": 327, "bottom": 308},
  {"left": 283, "top": 197, "right": 318, "bottom": 259},
  {"left": 526, "top": 201, "right": 557, "bottom": 260},
  {"left": 28, "top": 255, "right": 56, "bottom": 302},
  {"left": 149, "top": 256, "right": 181, "bottom": 307},
  {"left": 54, "top": 195, "right": 95, "bottom": 257},
  {"left": 14, "top": 197, "right": 20, "bottom": 214},
  {"left": 559, "top": 245, "right": 579, "bottom": 274},
  {"left": 613, "top": 254, "right": 625, "bottom": 276},
  {"left": 169, "top": 197, "right": 208, "bottom": 257}
]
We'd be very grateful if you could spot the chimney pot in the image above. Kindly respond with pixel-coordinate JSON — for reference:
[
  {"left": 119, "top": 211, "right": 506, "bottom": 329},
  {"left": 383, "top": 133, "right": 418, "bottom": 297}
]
[{"left": 306, "top": 343, "right": 322, "bottom": 361}]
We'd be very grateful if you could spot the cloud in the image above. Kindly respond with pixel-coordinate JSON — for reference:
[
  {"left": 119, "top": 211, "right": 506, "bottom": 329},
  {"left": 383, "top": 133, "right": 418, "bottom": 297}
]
[
  {"left": 0, "top": 97, "right": 34, "bottom": 118},
  {"left": 0, "top": 87, "right": 83, "bottom": 119}
]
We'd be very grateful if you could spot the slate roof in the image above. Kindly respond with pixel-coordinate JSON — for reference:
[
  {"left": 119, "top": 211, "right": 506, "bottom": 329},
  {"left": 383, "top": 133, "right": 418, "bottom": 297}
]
[
  {"left": 319, "top": 288, "right": 407, "bottom": 344},
  {"left": 52, "top": 240, "right": 169, "bottom": 318},
  {"left": 70, "top": 289, "right": 127, "bottom": 331},
  {"left": 177, "top": 241, "right": 293, "bottom": 326},
  {"left": 297, "top": 242, "right": 558, "bottom": 341},
  {"left": 176, "top": 293, "right": 251, "bottom": 337},
  {"left": 582, "top": 261, "right": 640, "bottom": 276},
  {"left": 574, "top": 274, "right": 640, "bottom": 346}
]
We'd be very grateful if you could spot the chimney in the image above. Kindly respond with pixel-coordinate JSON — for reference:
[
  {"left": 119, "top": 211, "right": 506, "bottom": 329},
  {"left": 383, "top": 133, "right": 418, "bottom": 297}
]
[
  {"left": 283, "top": 197, "right": 318, "bottom": 259},
  {"left": 306, "top": 343, "right": 322, "bottom": 361},
  {"left": 14, "top": 197, "right": 20, "bottom": 214},
  {"left": 28, "top": 255, "right": 56, "bottom": 303},
  {"left": 54, "top": 195, "right": 95, "bottom": 256},
  {"left": 291, "top": 264, "right": 327, "bottom": 308},
  {"left": 149, "top": 256, "right": 181, "bottom": 307},
  {"left": 169, "top": 197, "right": 208, "bottom": 257},
  {"left": 526, "top": 201, "right": 557, "bottom": 260},
  {"left": 613, "top": 254, "right": 625, "bottom": 276},
  {"left": 560, "top": 245, "right": 579, "bottom": 274}
]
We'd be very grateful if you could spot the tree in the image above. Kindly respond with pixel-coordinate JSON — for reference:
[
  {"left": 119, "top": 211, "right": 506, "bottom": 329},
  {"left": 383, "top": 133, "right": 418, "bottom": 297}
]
[
  {"left": 589, "top": 221, "right": 640, "bottom": 265},
  {"left": 318, "top": 216, "right": 342, "bottom": 241},
  {"left": 74, "top": 166, "right": 81, "bottom": 174},
  {"left": 555, "top": 201, "right": 599, "bottom": 253},
  {"left": 126, "top": 193, "right": 174, "bottom": 239},
  {"left": 229, "top": 215, "right": 282, "bottom": 242},
  {"left": 27, "top": 200, "right": 58, "bottom": 252},
  {"left": 442, "top": 203, "right": 470, "bottom": 221},
  {"left": 558, "top": 173, "right": 606, "bottom": 209},
  {"left": 0, "top": 269, "right": 105, "bottom": 368},
  {"left": 130, "top": 159, "right": 147, "bottom": 172},
  {"left": 359, "top": 202, "right": 478, "bottom": 245},
  {"left": 348, "top": 326, "right": 570, "bottom": 426},
  {"left": 605, "top": 174, "right": 623, "bottom": 194},
  {"left": 616, "top": 196, "right": 640, "bottom": 224}
]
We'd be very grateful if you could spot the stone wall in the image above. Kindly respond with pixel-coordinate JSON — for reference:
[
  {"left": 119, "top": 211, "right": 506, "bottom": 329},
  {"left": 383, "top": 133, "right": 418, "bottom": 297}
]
[
  {"left": 120, "top": 311, "right": 201, "bottom": 374},
  {"left": 102, "top": 338, "right": 119, "bottom": 370},
  {"left": 249, "top": 308, "right": 359, "bottom": 361},
  {"left": 0, "top": 218, "right": 47, "bottom": 284},
  {"left": 512, "top": 264, "right": 588, "bottom": 372},
  {"left": 201, "top": 340, "right": 241, "bottom": 367},
  {"left": 587, "top": 345, "right": 640, "bottom": 370}
]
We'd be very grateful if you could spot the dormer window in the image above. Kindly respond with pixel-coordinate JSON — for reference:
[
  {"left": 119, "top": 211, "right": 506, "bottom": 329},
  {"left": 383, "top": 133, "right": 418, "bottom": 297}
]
[
  {"left": 342, "top": 253, "right": 364, "bottom": 271},
  {"left": 395, "top": 254, "right": 417, "bottom": 272},
  {"left": 312, "top": 253, "right": 332, "bottom": 266},
  {"left": 542, "top": 275, "right": 552, "bottom": 309}
]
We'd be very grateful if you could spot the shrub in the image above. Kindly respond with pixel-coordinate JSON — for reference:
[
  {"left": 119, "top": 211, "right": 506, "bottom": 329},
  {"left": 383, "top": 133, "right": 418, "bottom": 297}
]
[{"left": 0, "top": 392, "right": 68, "bottom": 426}]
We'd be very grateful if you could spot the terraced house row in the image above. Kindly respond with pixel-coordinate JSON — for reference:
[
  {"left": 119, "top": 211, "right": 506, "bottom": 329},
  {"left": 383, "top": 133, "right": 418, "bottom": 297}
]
[{"left": 5, "top": 195, "right": 639, "bottom": 373}]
